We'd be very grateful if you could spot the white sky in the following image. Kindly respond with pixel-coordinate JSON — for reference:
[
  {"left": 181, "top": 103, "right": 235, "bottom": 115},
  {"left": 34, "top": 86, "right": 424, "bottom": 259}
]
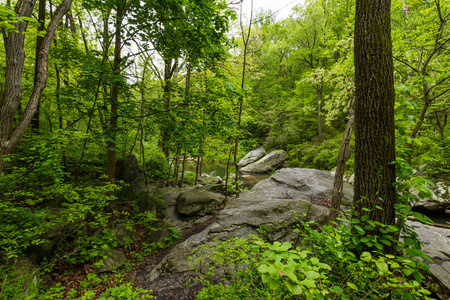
[{"left": 239, "top": 0, "right": 305, "bottom": 21}]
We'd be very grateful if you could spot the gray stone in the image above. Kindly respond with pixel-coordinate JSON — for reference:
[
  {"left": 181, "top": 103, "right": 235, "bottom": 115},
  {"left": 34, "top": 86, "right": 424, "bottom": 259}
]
[
  {"left": 177, "top": 189, "right": 225, "bottom": 216},
  {"left": 94, "top": 249, "right": 127, "bottom": 273},
  {"left": 240, "top": 151, "right": 287, "bottom": 173},
  {"left": 147, "top": 168, "right": 348, "bottom": 281},
  {"left": 115, "top": 155, "right": 146, "bottom": 195},
  {"left": 348, "top": 174, "right": 355, "bottom": 185},
  {"left": 406, "top": 221, "right": 450, "bottom": 299},
  {"left": 209, "top": 171, "right": 217, "bottom": 177},
  {"left": 238, "top": 148, "right": 266, "bottom": 167}
]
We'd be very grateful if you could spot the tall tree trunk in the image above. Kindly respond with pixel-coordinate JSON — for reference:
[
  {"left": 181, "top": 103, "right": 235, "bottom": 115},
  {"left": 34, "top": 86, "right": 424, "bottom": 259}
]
[
  {"left": 328, "top": 107, "right": 354, "bottom": 225},
  {"left": 0, "top": 0, "right": 72, "bottom": 175},
  {"left": 106, "top": 2, "right": 124, "bottom": 182},
  {"left": 234, "top": 0, "right": 253, "bottom": 195},
  {"left": 353, "top": 0, "right": 396, "bottom": 253},
  {"left": 31, "top": 0, "right": 46, "bottom": 133}
]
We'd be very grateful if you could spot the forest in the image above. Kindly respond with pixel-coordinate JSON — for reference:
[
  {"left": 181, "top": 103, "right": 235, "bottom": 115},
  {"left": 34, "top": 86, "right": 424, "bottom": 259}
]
[{"left": 0, "top": 0, "right": 449, "bottom": 299}]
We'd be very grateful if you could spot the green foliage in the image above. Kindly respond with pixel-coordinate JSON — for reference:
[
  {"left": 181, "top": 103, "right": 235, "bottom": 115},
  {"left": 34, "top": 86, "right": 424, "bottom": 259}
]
[
  {"left": 193, "top": 221, "right": 433, "bottom": 300},
  {"left": 144, "top": 144, "right": 171, "bottom": 181},
  {"left": 288, "top": 135, "right": 352, "bottom": 171}
]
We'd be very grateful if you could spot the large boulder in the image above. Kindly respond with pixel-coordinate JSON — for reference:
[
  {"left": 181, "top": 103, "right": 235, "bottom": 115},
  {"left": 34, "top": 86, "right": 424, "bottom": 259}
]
[
  {"left": 240, "top": 151, "right": 286, "bottom": 173},
  {"left": 115, "top": 155, "right": 146, "bottom": 195},
  {"left": 177, "top": 189, "right": 226, "bottom": 216},
  {"left": 407, "top": 221, "right": 450, "bottom": 299},
  {"left": 147, "top": 168, "right": 352, "bottom": 281},
  {"left": 238, "top": 148, "right": 266, "bottom": 167}
]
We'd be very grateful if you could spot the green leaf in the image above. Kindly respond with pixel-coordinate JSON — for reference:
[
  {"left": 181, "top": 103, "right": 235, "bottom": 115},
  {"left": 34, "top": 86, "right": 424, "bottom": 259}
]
[
  {"left": 285, "top": 281, "right": 303, "bottom": 295},
  {"left": 300, "top": 279, "right": 316, "bottom": 288},
  {"left": 347, "top": 282, "right": 358, "bottom": 290},
  {"left": 375, "top": 261, "right": 389, "bottom": 274},
  {"left": 360, "top": 252, "right": 372, "bottom": 262}
]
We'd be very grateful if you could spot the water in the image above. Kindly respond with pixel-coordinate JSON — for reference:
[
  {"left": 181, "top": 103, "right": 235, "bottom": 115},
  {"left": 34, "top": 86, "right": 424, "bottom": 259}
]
[{"left": 183, "top": 161, "right": 270, "bottom": 189}]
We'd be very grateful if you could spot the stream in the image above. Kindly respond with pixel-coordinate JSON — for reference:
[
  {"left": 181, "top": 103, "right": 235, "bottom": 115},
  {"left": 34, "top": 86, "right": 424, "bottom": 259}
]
[{"left": 184, "top": 161, "right": 270, "bottom": 189}]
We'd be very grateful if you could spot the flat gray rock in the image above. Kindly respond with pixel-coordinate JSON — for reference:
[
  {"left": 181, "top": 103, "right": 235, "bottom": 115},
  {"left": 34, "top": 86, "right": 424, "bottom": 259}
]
[
  {"left": 147, "top": 168, "right": 348, "bottom": 282},
  {"left": 407, "top": 221, "right": 450, "bottom": 299}
]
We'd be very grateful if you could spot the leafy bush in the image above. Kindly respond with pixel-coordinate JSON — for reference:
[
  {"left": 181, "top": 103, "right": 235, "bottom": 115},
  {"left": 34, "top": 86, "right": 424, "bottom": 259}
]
[
  {"left": 144, "top": 145, "right": 170, "bottom": 181},
  {"left": 192, "top": 221, "right": 433, "bottom": 300}
]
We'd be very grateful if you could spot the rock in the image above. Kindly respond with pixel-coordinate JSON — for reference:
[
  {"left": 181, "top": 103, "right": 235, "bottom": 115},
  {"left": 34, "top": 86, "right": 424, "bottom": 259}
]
[
  {"left": 25, "top": 208, "right": 82, "bottom": 263},
  {"left": 113, "top": 223, "right": 135, "bottom": 246},
  {"left": 209, "top": 171, "right": 217, "bottom": 177},
  {"left": 240, "top": 151, "right": 287, "bottom": 173},
  {"left": 177, "top": 189, "right": 225, "bottom": 216},
  {"left": 147, "top": 168, "right": 352, "bottom": 281},
  {"left": 238, "top": 148, "right": 266, "bottom": 167},
  {"left": 348, "top": 174, "right": 355, "bottom": 185},
  {"left": 94, "top": 249, "right": 127, "bottom": 273},
  {"left": 406, "top": 221, "right": 450, "bottom": 299},
  {"left": 115, "top": 155, "right": 146, "bottom": 195},
  {"left": 2, "top": 257, "right": 40, "bottom": 298},
  {"left": 411, "top": 183, "right": 450, "bottom": 213}
]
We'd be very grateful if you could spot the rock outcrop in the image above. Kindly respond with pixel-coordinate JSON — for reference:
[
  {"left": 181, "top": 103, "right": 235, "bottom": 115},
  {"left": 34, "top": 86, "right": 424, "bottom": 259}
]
[
  {"left": 177, "top": 189, "right": 226, "bottom": 216},
  {"left": 407, "top": 221, "right": 450, "bottom": 299},
  {"left": 238, "top": 148, "right": 266, "bottom": 167},
  {"left": 146, "top": 168, "right": 353, "bottom": 281},
  {"left": 116, "top": 155, "right": 147, "bottom": 195},
  {"left": 240, "top": 151, "right": 287, "bottom": 173}
]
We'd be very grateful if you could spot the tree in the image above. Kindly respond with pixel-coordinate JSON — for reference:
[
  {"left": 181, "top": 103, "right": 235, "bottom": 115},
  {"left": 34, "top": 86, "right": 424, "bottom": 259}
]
[
  {"left": 352, "top": 0, "right": 396, "bottom": 251},
  {"left": 0, "top": 0, "right": 73, "bottom": 175}
]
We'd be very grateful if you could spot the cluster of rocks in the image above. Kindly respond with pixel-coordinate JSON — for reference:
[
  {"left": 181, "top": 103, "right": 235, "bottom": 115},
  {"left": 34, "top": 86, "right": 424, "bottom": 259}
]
[
  {"left": 145, "top": 168, "right": 450, "bottom": 299},
  {"left": 147, "top": 168, "right": 353, "bottom": 281},
  {"left": 238, "top": 148, "right": 287, "bottom": 173}
]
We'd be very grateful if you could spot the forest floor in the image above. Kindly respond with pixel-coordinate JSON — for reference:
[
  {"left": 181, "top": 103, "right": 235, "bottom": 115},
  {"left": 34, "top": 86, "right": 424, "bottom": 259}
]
[{"left": 130, "top": 215, "right": 217, "bottom": 299}]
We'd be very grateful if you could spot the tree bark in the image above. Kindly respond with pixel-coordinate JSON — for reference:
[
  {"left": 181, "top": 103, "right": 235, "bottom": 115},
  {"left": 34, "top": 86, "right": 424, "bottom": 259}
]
[
  {"left": 353, "top": 0, "right": 396, "bottom": 252},
  {"left": 31, "top": 0, "right": 47, "bottom": 133},
  {"left": 0, "top": 0, "right": 72, "bottom": 175},
  {"left": 234, "top": 0, "right": 253, "bottom": 195},
  {"left": 106, "top": 2, "right": 124, "bottom": 183},
  {"left": 328, "top": 108, "right": 354, "bottom": 225}
]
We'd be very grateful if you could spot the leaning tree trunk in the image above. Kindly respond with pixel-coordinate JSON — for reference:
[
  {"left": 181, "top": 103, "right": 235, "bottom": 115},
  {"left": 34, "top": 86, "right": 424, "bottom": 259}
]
[
  {"left": 0, "top": 0, "right": 73, "bottom": 175},
  {"left": 328, "top": 108, "right": 354, "bottom": 225},
  {"left": 353, "top": 0, "right": 396, "bottom": 253}
]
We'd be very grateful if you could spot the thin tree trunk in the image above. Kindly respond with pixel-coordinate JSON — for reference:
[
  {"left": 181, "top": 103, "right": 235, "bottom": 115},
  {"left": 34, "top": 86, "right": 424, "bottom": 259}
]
[
  {"left": 317, "top": 85, "right": 323, "bottom": 142},
  {"left": 174, "top": 145, "right": 182, "bottom": 186},
  {"left": 180, "top": 148, "right": 187, "bottom": 188},
  {"left": 234, "top": 0, "right": 253, "bottom": 195},
  {"left": 224, "top": 146, "right": 233, "bottom": 202},
  {"left": 31, "top": 0, "right": 46, "bottom": 133},
  {"left": 328, "top": 108, "right": 354, "bottom": 225},
  {"left": 106, "top": 2, "right": 124, "bottom": 183}
]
